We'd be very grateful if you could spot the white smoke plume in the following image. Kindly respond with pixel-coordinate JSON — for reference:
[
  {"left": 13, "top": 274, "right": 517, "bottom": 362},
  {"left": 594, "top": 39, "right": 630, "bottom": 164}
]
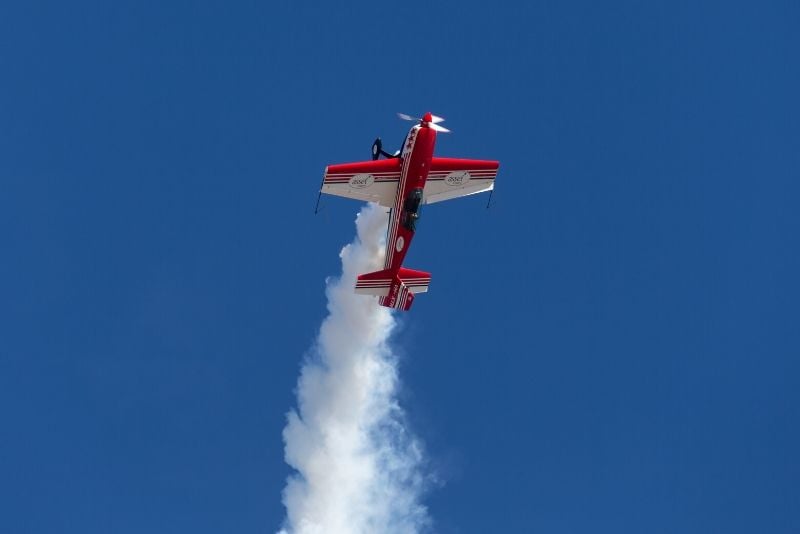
[{"left": 278, "top": 203, "right": 429, "bottom": 534}]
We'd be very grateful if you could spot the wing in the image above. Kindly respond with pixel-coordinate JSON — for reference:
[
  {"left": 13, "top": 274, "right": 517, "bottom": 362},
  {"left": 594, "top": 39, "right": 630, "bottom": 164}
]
[
  {"left": 423, "top": 157, "right": 499, "bottom": 204},
  {"left": 321, "top": 158, "right": 402, "bottom": 207}
]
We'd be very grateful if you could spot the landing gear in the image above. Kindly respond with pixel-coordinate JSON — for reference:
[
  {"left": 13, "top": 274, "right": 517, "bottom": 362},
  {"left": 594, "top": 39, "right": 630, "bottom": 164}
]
[
  {"left": 371, "top": 137, "right": 399, "bottom": 160},
  {"left": 371, "top": 138, "right": 382, "bottom": 160}
]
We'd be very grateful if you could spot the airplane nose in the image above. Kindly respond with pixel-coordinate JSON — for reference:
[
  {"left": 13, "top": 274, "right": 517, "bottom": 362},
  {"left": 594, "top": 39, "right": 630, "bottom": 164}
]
[{"left": 422, "top": 112, "right": 433, "bottom": 123}]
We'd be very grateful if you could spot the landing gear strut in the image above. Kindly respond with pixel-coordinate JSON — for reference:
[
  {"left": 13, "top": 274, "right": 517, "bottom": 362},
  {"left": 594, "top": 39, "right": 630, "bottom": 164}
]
[{"left": 371, "top": 137, "right": 399, "bottom": 160}]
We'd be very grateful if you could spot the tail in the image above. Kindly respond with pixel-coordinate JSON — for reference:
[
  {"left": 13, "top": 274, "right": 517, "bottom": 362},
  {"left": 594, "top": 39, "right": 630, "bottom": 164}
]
[{"left": 355, "top": 267, "right": 431, "bottom": 311}]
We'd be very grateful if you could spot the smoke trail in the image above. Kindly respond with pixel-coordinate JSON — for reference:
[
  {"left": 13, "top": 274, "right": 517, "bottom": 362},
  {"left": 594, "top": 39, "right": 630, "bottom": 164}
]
[{"left": 278, "top": 203, "right": 429, "bottom": 534}]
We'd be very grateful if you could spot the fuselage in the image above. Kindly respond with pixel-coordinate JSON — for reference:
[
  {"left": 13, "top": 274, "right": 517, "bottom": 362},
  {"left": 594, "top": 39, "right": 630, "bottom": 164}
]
[{"left": 384, "top": 124, "right": 437, "bottom": 273}]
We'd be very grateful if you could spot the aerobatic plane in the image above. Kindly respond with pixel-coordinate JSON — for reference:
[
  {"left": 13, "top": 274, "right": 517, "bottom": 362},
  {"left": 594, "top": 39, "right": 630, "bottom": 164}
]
[{"left": 318, "top": 112, "right": 499, "bottom": 311}]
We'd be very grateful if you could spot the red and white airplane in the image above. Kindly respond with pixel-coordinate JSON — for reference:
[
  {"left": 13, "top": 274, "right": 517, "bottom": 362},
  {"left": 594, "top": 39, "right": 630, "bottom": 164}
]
[{"left": 319, "top": 112, "right": 499, "bottom": 311}]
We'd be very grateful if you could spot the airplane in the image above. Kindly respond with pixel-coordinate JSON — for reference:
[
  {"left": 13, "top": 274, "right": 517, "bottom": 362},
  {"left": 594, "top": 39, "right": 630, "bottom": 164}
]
[{"left": 318, "top": 112, "right": 499, "bottom": 311}]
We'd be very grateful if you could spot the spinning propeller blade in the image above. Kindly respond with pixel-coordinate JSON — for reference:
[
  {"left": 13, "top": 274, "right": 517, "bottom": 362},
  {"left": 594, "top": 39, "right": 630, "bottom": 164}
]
[{"left": 397, "top": 112, "right": 449, "bottom": 132}]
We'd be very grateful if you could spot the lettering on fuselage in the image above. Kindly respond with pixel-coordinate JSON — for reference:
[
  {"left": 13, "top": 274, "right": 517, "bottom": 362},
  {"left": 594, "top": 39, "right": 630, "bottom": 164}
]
[
  {"left": 386, "top": 283, "right": 399, "bottom": 307},
  {"left": 403, "top": 128, "right": 418, "bottom": 157},
  {"left": 348, "top": 174, "right": 374, "bottom": 189},
  {"left": 444, "top": 171, "right": 471, "bottom": 187}
]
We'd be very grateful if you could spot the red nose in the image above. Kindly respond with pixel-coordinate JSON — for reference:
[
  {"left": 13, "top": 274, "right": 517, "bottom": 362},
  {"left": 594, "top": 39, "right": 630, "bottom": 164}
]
[{"left": 422, "top": 112, "right": 433, "bottom": 123}]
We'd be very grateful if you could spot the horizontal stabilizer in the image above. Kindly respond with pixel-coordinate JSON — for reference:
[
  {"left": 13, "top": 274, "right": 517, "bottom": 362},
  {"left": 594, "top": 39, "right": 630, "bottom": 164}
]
[
  {"left": 354, "top": 268, "right": 394, "bottom": 296},
  {"left": 355, "top": 267, "right": 431, "bottom": 311},
  {"left": 396, "top": 267, "right": 431, "bottom": 294}
]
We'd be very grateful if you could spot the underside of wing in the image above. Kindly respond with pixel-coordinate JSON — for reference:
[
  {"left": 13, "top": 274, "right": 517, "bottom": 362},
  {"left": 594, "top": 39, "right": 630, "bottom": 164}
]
[
  {"left": 321, "top": 158, "right": 401, "bottom": 207},
  {"left": 423, "top": 157, "right": 499, "bottom": 204}
]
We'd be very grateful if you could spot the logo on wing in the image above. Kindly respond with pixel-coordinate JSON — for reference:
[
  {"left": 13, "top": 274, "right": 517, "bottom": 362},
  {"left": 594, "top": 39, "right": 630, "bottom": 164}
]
[
  {"left": 348, "top": 174, "right": 374, "bottom": 189},
  {"left": 444, "top": 171, "right": 471, "bottom": 187}
]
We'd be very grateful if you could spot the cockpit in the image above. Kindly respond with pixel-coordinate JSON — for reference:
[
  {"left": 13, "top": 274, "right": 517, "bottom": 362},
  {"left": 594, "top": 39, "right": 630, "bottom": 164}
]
[{"left": 402, "top": 188, "right": 424, "bottom": 231}]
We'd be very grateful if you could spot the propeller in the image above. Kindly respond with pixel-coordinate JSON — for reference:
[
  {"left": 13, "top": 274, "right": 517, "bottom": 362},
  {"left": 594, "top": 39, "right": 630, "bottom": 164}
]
[{"left": 397, "top": 112, "right": 450, "bottom": 132}]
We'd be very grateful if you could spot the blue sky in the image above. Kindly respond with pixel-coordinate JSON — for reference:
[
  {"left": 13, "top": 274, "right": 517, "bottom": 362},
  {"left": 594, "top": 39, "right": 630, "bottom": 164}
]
[{"left": 2, "top": 1, "right": 799, "bottom": 532}]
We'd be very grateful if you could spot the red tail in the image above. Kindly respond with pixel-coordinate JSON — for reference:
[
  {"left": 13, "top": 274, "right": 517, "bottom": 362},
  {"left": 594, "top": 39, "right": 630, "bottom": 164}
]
[{"left": 354, "top": 268, "right": 431, "bottom": 311}]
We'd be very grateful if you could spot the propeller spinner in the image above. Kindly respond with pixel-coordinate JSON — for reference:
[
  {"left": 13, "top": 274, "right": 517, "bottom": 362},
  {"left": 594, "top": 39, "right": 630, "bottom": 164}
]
[{"left": 397, "top": 112, "right": 450, "bottom": 132}]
